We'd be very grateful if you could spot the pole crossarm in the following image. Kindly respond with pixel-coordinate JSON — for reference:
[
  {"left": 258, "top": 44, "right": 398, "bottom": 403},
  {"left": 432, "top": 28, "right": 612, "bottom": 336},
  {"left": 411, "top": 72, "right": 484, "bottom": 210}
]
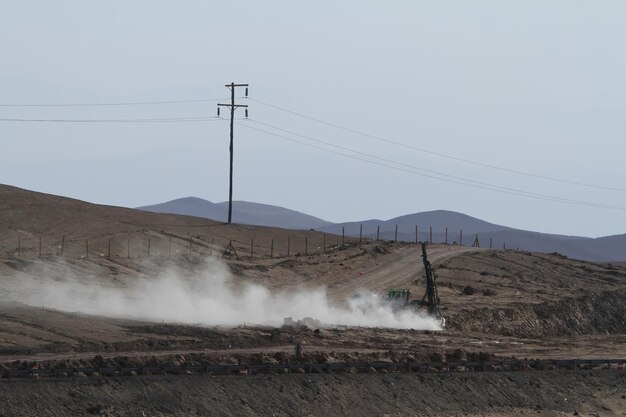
[{"left": 217, "top": 104, "right": 248, "bottom": 109}]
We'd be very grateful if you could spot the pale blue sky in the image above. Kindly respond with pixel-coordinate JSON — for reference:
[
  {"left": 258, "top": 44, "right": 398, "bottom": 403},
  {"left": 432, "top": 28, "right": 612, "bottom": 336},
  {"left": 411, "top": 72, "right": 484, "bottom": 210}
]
[{"left": 1, "top": 1, "right": 625, "bottom": 237}]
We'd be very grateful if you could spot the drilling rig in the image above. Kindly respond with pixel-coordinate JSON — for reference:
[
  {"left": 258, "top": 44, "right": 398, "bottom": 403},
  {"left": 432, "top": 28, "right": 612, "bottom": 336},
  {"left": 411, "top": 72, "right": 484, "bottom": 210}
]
[
  {"left": 387, "top": 243, "right": 444, "bottom": 326},
  {"left": 419, "top": 243, "right": 442, "bottom": 321}
]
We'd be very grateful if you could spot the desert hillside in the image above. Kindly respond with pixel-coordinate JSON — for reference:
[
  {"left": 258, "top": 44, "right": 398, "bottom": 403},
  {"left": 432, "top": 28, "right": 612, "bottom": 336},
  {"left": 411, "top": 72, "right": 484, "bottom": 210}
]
[{"left": 0, "top": 185, "right": 625, "bottom": 417}]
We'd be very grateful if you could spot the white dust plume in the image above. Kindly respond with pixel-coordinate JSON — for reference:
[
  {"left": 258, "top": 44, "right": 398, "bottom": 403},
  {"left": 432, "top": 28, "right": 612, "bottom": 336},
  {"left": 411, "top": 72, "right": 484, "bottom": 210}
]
[{"left": 2, "top": 258, "right": 441, "bottom": 330}]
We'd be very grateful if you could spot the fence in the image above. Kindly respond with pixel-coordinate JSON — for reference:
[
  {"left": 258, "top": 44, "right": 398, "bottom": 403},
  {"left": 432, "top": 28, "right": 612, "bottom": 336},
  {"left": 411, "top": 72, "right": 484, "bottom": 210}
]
[
  {"left": 1, "top": 231, "right": 358, "bottom": 260},
  {"left": 2, "top": 358, "right": 623, "bottom": 381},
  {"left": 0, "top": 225, "right": 517, "bottom": 261}
]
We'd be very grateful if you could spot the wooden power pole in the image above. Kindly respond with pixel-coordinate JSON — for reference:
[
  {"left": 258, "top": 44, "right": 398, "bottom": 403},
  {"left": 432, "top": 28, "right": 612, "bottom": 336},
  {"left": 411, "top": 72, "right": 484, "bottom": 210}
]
[{"left": 218, "top": 82, "right": 249, "bottom": 224}]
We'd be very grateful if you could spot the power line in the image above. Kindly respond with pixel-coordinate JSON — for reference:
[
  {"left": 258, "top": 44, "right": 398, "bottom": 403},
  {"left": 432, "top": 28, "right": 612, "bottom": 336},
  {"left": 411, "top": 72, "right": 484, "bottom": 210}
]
[
  {"left": 247, "top": 97, "right": 626, "bottom": 193},
  {"left": 0, "top": 98, "right": 228, "bottom": 107},
  {"left": 244, "top": 119, "right": 625, "bottom": 210},
  {"left": 236, "top": 120, "right": 626, "bottom": 212},
  {"left": 0, "top": 116, "right": 225, "bottom": 123}
]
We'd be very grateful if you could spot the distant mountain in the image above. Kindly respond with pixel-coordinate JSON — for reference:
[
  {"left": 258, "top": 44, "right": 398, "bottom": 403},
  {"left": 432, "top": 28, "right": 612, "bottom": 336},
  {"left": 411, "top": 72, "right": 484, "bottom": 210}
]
[
  {"left": 319, "top": 210, "right": 626, "bottom": 263},
  {"left": 137, "top": 197, "right": 333, "bottom": 230},
  {"left": 6, "top": 183, "right": 620, "bottom": 262},
  {"left": 138, "top": 199, "right": 626, "bottom": 262},
  {"left": 318, "top": 210, "right": 511, "bottom": 238},
  {"left": 137, "top": 197, "right": 221, "bottom": 220}
]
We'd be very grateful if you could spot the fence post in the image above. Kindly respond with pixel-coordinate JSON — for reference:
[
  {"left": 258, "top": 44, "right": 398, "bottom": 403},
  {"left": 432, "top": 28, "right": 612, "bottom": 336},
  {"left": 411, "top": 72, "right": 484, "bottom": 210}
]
[
  {"left": 342, "top": 227, "right": 345, "bottom": 247},
  {"left": 445, "top": 227, "right": 448, "bottom": 244},
  {"left": 415, "top": 225, "right": 418, "bottom": 244},
  {"left": 376, "top": 225, "right": 380, "bottom": 241},
  {"left": 323, "top": 234, "right": 326, "bottom": 253},
  {"left": 395, "top": 224, "right": 398, "bottom": 244},
  {"left": 60, "top": 235, "right": 65, "bottom": 256},
  {"left": 250, "top": 238, "right": 254, "bottom": 257},
  {"left": 489, "top": 237, "right": 493, "bottom": 249},
  {"left": 305, "top": 237, "right": 308, "bottom": 255},
  {"left": 270, "top": 239, "right": 274, "bottom": 258},
  {"left": 460, "top": 230, "right": 463, "bottom": 246},
  {"left": 287, "top": 236, "right": 291, "bottom": 256},
  {"left": 429, "top": 226, "right": 432, "bottom": 244}
]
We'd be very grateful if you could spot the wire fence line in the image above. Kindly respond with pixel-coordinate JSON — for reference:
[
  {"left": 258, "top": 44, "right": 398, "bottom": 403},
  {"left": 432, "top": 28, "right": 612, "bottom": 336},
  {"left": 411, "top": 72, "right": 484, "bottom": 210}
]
[
  {"left": 0, "top": 230, "right": 359, "bottom": 260},
  {"left": 0, "top": 225, "right": 513, "bottom": 261}
]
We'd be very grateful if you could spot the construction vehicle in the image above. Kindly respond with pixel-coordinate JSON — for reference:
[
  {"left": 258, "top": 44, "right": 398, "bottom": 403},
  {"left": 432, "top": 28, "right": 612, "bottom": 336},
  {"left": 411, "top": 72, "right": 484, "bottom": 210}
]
[{"left": 387, "top": 243, "right": 445, "bottom": 326}]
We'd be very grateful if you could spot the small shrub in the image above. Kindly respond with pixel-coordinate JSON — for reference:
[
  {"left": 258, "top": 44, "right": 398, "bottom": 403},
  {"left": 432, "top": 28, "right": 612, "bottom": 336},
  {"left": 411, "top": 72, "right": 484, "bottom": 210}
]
[{"left": 461, "top": 286, "right": 475, "bottom": 295}]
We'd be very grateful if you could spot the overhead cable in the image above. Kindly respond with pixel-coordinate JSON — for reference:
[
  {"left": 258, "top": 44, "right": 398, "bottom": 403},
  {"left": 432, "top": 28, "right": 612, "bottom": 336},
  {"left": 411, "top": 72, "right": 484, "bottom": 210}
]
[
  {"left": 247, "top": 97, "right": 626, "bottom": 193},
  {"left": 0, "top": 98, "right": 228, "bottom": 107},
  {"left": 236, "top": 120, "right": 626, "bottom": 212},
  {"left": 0, "top": 116, "right": 225, "bottom": 123}
]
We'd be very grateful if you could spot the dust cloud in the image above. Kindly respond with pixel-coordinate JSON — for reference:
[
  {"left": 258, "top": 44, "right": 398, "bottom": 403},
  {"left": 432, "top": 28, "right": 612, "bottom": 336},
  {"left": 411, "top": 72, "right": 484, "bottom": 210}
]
[{"left": 2, "top": 258, "right": 441, "bottom": 330}]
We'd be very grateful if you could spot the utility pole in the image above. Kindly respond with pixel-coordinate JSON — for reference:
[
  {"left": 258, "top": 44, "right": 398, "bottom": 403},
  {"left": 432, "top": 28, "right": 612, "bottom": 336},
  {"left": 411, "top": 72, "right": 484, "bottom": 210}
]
[{"left": 218, "top": 82, "right": 249, "bottom": 224}]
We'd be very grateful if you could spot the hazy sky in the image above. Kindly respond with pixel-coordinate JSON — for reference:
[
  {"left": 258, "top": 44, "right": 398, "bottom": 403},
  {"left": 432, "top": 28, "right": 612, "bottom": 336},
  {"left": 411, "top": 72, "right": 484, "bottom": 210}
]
[{"left": 1, "top": 1, "right": 625, "bottom": 237}]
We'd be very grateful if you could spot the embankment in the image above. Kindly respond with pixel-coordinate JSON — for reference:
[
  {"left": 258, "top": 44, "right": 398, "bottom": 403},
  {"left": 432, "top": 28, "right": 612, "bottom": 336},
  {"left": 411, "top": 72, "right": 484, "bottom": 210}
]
[
  {"left": 0, "top": 370, "right": 623, "bottom": 417},
  {"left": 448, "top": 290, "right": 626, "bottom": 338}
]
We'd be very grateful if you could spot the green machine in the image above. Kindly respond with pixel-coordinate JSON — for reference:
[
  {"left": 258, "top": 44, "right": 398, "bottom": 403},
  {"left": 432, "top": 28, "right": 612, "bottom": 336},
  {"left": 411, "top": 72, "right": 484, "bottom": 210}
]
[{"left": 386, "top": 243, "right": 444, "bottom": 325}]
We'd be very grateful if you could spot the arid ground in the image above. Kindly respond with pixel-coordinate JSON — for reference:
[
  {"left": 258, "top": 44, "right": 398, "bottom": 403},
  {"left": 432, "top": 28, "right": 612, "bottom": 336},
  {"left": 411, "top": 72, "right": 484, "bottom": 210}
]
[{"left": 0, "top": 184, "right": 625, "bottom": 416}]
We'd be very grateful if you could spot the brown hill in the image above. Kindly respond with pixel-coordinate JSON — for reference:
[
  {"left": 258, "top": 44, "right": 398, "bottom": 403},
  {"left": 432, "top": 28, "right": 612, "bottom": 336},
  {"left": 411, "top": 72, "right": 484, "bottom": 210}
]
[
  {"left": 1, "top": 183, "right": 625, "bottom": 365},
  {"left": 1, "top": 184, "right": 626, "bottom": 416},
  {"left": 0, "top": 184, "right": 343, "bottom": 259}
]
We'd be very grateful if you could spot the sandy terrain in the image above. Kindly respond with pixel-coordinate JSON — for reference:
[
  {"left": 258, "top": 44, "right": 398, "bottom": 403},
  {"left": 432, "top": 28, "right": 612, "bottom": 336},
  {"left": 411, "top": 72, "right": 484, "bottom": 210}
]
[
  {"left": 0, "top": 184, "right": 625, "bottom": 416},
  {"left": 1, "top": 244, "right": 626, "bottom": 367}
]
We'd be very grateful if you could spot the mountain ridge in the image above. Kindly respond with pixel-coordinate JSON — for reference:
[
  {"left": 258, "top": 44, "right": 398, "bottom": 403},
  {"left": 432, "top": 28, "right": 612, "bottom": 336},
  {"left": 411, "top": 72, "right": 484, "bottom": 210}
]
[
  {"left": 137, "top": 197, "right": 333, "bottom": 230},
  {"left": 138, "top": 196, "right": 625, "bottom": 262}
]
